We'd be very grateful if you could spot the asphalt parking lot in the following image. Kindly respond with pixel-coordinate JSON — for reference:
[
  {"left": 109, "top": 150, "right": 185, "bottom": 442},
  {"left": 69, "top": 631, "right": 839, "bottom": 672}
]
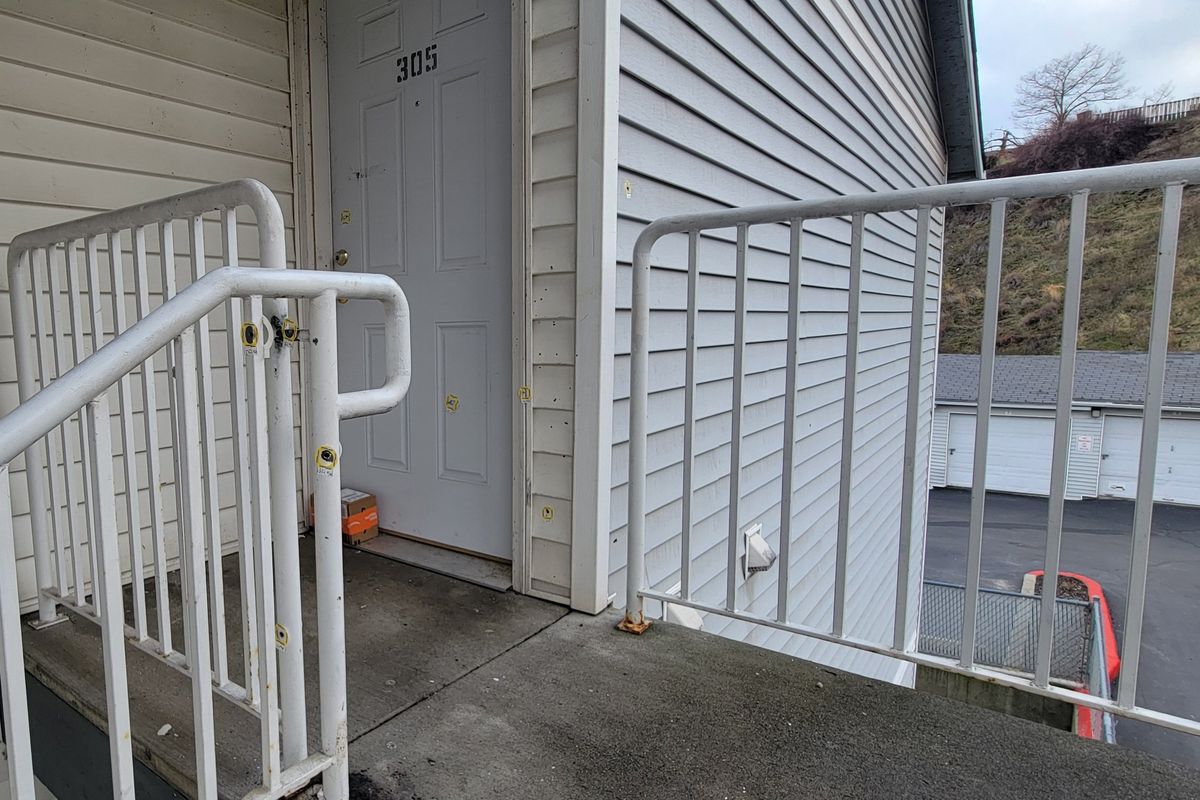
[{"left": 924, "top": 488, "right": 1200, "bottom": 769}]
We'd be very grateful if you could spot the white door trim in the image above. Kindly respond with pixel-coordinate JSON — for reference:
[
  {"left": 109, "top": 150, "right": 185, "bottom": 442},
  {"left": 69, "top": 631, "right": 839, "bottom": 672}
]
[
  {"left": 570, "top": 0, "right": 620, "bottom": 614},
  {"left": 298, "top": 1, "right": 531, "bottom": 585},
  {"left": 511, "top": 0, "right": 533, "bottom": 593}
]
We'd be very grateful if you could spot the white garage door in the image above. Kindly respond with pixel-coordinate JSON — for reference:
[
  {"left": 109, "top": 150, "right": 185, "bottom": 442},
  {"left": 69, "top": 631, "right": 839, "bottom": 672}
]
[
  {"left": 946, "top": 413, "right": 1055, "bottom": 495},
  {"left": 1100, "top": 416, "right": 1200, "bottom": 505}
]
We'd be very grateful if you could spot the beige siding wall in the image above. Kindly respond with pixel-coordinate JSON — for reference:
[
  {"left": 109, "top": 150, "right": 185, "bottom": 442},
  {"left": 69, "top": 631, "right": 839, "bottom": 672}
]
[
  {"left": 526, "top": 0, "right": 580, "bottom": 601},
  {"left": 0, "top": 0, "right": 298, "bottom": 608}
]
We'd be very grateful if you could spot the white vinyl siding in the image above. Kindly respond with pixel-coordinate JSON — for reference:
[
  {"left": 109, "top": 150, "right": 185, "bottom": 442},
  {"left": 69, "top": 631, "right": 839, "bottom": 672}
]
[
  {"left": 929, "top": 406, "right": 950, "bottom": 486},
  {"left": 1066, "top": 411, "right": 1103, "bottom": 500},
  {"left": 527, "top": 0, "right": 581, "bottom": 601},
  {"left": 0, "top": 0, "right": 297, "bottom": 609},
  {"left": 608, "top": 0, "right": 947, "bottom": 681}
]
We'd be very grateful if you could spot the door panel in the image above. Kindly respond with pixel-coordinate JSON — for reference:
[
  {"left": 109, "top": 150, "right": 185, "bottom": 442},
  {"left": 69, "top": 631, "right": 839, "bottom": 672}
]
[
  {"left": 1101, "top": 415, "right": 1200, "bottom": 505},
  {"left": 329, "top": 0, "right": 512, "bottom": 558},
  {"left": 946, "top": 413, "right": 1055, "bottom": 495}
]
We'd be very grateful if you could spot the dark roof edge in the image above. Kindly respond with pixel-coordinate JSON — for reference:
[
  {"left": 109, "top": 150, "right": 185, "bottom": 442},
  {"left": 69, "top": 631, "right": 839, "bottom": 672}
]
[{"left": 924, "top": 0, "right": 985, "bottom": 182}]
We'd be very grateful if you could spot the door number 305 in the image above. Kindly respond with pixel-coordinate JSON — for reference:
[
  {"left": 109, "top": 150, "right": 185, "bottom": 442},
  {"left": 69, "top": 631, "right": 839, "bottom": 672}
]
[{"left": 397, "top": 44, "right": 438, "bottom": 83}]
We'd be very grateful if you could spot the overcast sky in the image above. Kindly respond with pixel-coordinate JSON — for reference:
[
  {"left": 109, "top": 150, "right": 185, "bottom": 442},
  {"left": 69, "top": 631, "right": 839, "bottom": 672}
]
[{"left": 974, "top": 0, "right": 1200, "bottom": 139}]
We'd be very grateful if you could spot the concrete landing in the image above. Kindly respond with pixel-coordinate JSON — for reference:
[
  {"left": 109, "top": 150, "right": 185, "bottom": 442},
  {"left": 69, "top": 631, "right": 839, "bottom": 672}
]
[
  {"left": 20, "top": 538, "right": 565, "bottom": 798},
  {"left": 21, "top": 545, "right": 1200, "bottom": 799},
  {"left": 349, "top": 612, "right": 1200, "bottom": 800}
]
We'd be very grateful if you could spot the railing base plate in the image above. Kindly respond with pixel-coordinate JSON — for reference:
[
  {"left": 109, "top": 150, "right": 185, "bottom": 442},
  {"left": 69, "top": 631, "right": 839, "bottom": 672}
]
[
  {"left": 617, "top": 615, "right": 651, "bottom": 635},
  {"left": 27, "top": 613, "right": 69, "bottom": 630}
]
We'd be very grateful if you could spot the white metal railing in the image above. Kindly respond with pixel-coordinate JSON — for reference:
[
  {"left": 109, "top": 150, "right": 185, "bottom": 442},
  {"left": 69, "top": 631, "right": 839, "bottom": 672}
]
[
  {"left": 1097, "top": 96, "right": 1200, "bottom": 126},
  {"left": 620, "top": 157, "right": 1200, "bottom": 738},
  {"left": 0, "top": 182, "right": 411, "bottom": 800}
]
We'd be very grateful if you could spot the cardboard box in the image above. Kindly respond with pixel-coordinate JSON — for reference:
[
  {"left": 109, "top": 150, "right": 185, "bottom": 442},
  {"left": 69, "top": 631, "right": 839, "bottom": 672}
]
[{"left": 310, "top": 488, "right": 379, "bottom": 545}]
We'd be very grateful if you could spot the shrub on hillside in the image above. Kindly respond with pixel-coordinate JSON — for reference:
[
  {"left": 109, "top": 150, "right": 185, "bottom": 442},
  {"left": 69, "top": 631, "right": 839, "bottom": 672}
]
[{"left": 989, "top": 115, "right": 1154, "bottom": 178}]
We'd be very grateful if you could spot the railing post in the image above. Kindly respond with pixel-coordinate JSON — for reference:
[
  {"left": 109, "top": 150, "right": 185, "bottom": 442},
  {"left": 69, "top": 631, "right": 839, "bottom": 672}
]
[
  {"left": 619, "top": 231, "right": 656, "bottom": 634},
  {"left": 259, "top": 221, "right": 309, "bottom": 766},
  {"left": 0, "top": 464, "right": 36, "bottom": 798},
  {"left": 309, "top": 290, "right": 350, "bottom": 799}
]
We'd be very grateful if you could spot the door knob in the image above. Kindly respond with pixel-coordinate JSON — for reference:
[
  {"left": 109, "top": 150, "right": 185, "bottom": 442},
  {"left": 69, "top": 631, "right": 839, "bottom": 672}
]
[{"left": 334, "top": 248, "right": 349, "bottom": 267}]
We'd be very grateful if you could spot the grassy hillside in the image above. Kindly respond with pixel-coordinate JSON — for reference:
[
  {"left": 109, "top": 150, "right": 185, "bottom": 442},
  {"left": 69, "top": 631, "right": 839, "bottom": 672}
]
[{"left": 939, "top": 116, "right": 1200, "bottom": 355}]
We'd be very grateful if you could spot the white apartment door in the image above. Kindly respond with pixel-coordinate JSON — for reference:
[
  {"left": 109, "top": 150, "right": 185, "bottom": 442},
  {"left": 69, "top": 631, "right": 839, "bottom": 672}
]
[{"left": 328, "top": 0, "right": 513, "bottom": 558}]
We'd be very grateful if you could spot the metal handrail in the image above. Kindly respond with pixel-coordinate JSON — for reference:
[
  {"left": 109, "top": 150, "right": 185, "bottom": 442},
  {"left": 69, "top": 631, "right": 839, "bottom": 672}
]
[
  {"left": 7, "top": 179, "right": 311, "bottom": 769},
  {"left": 620, "top": 156, "right": 1200, "bottom": 739},
  {"left": 1, "top": 182, "right": 410, "bottom": 800},
  {"left": 0, "top": 268, "right": 410, "bottom": 464},
  {"left": 0, "top": 266, "right": 410, "bottom": 799}
]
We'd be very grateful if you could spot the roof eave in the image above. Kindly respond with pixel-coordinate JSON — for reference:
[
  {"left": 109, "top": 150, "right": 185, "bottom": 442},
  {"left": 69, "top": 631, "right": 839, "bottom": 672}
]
[{"left": 925, "top": 0, "right": 985, "bottom": 182}]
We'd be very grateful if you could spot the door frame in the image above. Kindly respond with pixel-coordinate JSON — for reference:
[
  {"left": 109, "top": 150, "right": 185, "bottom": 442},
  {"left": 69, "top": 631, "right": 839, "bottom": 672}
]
[{"left": 291, "top": 0, "right": 532, "bottom": 588}]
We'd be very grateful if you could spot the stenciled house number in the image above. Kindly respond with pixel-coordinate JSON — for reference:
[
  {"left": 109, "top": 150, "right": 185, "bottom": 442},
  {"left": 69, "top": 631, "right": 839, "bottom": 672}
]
[{"left": 397, "top": 44, "right": 438, "bottom": 83}]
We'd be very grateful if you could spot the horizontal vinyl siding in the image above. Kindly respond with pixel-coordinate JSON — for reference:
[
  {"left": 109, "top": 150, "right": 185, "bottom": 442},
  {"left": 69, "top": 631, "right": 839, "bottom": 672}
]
[
  {"left": 609, "top": 0, "right": 947, "bottom": 681},
  {"left": 527, "top": 0, "right": 581, "bottom": 601},
  {"left": 929, "top": 406, "right": 949, "bottom": 486},
  {"left": 0, "top": 0, "right": 297, "bottom": 609}
]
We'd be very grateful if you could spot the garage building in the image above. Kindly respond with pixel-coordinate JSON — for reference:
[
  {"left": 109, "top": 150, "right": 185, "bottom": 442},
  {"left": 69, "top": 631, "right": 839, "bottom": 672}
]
[{"left": 932, "top": 352, "right": 1200, "bottom": 506}]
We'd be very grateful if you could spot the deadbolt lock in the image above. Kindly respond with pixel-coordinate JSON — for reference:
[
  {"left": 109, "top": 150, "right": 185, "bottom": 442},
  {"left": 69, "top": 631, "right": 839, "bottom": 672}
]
[{"left": 334, "top": 248, "right": 350, "bottom": 267}]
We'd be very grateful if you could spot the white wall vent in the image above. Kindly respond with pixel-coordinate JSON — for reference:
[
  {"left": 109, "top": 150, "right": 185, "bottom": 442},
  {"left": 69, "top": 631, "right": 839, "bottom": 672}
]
[{"left": 741, "top": 523, "right": 777, "bottom": 580}]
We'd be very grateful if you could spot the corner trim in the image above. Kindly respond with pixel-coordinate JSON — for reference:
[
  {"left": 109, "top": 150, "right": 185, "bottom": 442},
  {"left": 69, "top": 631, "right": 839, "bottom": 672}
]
[
  {"left": 511, "top": 0, "right": 534, "bottom": 594},
  {"left": 570, "top": 0, "right": 620, "bottom": 614}
]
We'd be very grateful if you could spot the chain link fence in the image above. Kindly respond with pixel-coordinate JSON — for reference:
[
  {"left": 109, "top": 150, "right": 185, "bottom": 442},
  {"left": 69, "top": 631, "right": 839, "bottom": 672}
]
[{"left": 918, "top": 581, "right": 1094, "bottom": 685}]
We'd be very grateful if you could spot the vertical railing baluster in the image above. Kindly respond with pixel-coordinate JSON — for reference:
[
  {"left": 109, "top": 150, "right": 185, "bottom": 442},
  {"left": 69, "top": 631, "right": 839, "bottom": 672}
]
[
  {"left": 1119, "top": 182, "right": 1184, "bottom": 708},
  {"left": 310, "top": 290, "right": 350, "bottom": 799},
  {"left": 680, "top": 230, "right": 699, "bottom": 600},
  {"left": 189, "top": 215, "right": 230, "bottom": 687},
  {"left": 161, "top": 221, "right": 188, "bottom": 652},
  {"left": 175, "top": 312, "right": 219, "bottom": 797},
  {"left": 961, "top": 198, "right": 1007, "bottom": 668},
  {"left": 895, "top": 207, "right": 932, "bottom": 650},
  {"left": 133, "top": 225, "right": 173, "bottom": 653},
  {"left": 833, "top": 213, "right": 865, "bottom": 637},
  {"left": 0, "top": 464, "right": 36, "bottom": 798},
  {"left": 726, "top": 224, "right": 749, "bottom": 612},
  {"left": 1035, "top": 191, "right": 1088, "bottom": 686},
  {"left": 246, "top": 294, "right": 282, "bottom": 789},
  {"left": 109, "top": 230, "right": 149, "bottom": 641},
  {"left": 47, "top": 244, "right": 87, "bottom": 606},
  {"left": 223, "top": 208, "right": 260, "bottom": 704},
  {"left": 10, "top": 247, "right": 58, "bottom": 625},
  {"left": 29, "top": 249, "right": 70, "bottom": 603},
  {"left": 777, "top": 219, "right": 803, "bottom": 624},
  {"left": 85, "top": 395, "right": 137, "bottom": 796},
  {"left": 69, "top": 239, "right": 100, "bottom": 612}
]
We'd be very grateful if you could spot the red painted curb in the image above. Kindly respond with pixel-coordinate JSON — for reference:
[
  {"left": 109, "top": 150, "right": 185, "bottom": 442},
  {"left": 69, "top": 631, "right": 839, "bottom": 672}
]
[
  {"left": 1026, "top": 570, "right": 1120, "bottom": 741},
  {"left": 1027, "top": 570, "right": 1120, "bottom": 681}
]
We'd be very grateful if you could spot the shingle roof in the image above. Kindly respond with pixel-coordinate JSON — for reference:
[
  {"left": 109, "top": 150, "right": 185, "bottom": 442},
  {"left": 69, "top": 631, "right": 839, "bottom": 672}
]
[{"left": 936, "top": 352, "right": 1200, "bottom": 409}]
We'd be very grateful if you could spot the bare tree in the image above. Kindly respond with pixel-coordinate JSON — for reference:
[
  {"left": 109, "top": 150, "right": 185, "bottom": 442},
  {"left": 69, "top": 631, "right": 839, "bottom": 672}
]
[
  {"left": 1143, "top": 81, "right": 1175, "bottom": 106},
  {"left": 1013, "top": 43, "right": 1131, "bottom": 131}
]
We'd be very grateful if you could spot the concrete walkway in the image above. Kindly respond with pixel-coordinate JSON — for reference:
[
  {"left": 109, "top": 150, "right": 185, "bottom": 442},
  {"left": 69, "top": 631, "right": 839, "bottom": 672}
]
[
  {"left": 348, "top": 611, "right": 1200, "bottom": 799},
  {"left": 21, "top": 540, "right": 1200, "bottom": 799}
]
